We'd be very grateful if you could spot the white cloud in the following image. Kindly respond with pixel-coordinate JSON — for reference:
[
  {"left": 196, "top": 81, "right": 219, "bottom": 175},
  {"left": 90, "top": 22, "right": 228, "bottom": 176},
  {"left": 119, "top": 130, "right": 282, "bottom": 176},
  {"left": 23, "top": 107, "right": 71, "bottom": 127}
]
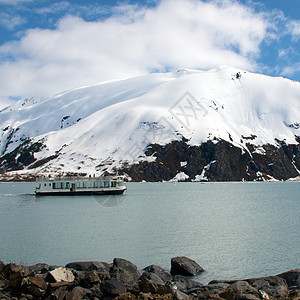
[
  {"left": 36, "top": 1, "right": 70, "bottom": 14},
  {"left": 289, "top": 20, "right": 300, "bottom": 41},
  {"left": 0, "top": 12, "right": 25, "bottom": 30},
  {"left": 0, "top": 0, "right": 32, "bottom": 4},
  {"left": 0, "top": 0, "right": 273, "bottom": 101},
  {"left": 282, "top": 63, "right": 300, "bottom": 77}
]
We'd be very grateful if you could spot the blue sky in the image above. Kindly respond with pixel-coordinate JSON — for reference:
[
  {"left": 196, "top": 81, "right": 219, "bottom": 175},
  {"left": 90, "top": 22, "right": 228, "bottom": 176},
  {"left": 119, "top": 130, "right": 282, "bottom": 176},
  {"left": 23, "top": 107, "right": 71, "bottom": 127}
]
[{"left": 0, "top": 0, "right": 299, "bottom": 107}]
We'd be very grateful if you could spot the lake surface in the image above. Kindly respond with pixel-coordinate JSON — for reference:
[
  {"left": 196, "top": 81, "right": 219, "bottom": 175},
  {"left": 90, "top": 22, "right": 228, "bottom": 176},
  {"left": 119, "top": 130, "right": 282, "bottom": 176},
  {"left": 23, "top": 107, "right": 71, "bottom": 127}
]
[{"left": 0, "top": 181, "right": 299, "bottom": 283}]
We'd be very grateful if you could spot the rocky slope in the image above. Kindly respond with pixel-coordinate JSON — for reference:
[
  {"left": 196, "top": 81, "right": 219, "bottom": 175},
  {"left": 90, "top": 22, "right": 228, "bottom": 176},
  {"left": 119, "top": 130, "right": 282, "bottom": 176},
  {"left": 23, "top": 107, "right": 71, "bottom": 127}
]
[{"left": 0, "top": 66, "right": 299, "bottom": 181}]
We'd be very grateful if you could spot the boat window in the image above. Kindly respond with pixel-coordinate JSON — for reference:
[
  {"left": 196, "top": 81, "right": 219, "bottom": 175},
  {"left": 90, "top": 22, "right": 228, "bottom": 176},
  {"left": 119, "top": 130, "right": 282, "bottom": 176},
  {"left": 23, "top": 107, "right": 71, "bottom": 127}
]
[
  {"left": 104, "top": 181, "right": 110, "bottom": 188},
  {"left": 65, "top": 182, "right": 70, "bottom": 189},
  {"left": 53, "top": 182, "right": 63, "bottom": 189},
  {"left": 111, "top": 181, "right": 117, "bottom": 187},
  {"left": 44, "top": 183, "right": 47, "bottom": 186},
  {"left": 76, "top": 182, "right": 85, "bottom": 188},
  {"left": 87, "top": 181, "right": 94, "bottom": 188}
]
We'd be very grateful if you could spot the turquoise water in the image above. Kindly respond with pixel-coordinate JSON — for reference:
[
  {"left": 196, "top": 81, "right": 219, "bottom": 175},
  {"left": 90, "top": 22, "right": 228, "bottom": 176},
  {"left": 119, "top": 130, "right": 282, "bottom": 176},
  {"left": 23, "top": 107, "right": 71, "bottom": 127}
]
[{"left": 0, "top": 181, "right": 299, "bottom": 283}]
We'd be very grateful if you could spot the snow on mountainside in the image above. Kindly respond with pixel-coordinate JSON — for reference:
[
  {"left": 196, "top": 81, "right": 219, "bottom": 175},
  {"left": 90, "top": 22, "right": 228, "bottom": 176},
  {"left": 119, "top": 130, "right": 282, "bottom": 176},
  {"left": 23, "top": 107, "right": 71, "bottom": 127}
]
[{"left": 0, "top": 66, "right": 299, "bottom": 181}]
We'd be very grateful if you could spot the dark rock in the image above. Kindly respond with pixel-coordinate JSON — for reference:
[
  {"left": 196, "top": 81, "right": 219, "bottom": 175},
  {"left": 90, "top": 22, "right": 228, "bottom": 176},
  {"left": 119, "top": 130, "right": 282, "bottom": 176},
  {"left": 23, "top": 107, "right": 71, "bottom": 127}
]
[
  {"left": 277, "top": 269, "right": 300, "bottom": 287},
  {"left": 0, "top": 261, "right": 5, "bottom": 273},
  {"left": 139, "top": 272, "right": 171, "bottom": 295},
  {"left": 79, "top": 270, "right": 101, "bottom": 288},
  {"left": 24, "top": 276, "right": 47, "bottom": 290},
  {"left": 219, "top": 281, "right": 260, "bottom": 300},
  {"left": 170, "top": 256, "right": 204, "bottom": 276},
  {"left": 65, "top": 286, "right": 92, "bottom": 300},
  {"left": 110, "top": 258, "right": 141, "bottom": 286},
  {"left": 48, "top": 281, "right": 70, "bottom": 289},
  {"left": 47, "top": 285, "right": 69, "bottom": 299},
  {"left": 103, "top": 278, "right": 126, "bottom": 295},
  {"left": 172, "top": 289, "right": 188, "bottom": 300},
  {"left": 21, "top": 276, "right": 47, "bottom": 298},
  {"left": 28, "top": 263, "right": 50, "bottom": 275},
  {"left": 172, "top": 275, "right": 203, "bottom": 293},
  {"left": 237, "top": 294, "right": 260, "bottom": 300},
  {"left": 90, "top": 283, "right": 104, "bottom": 299},
  {"left": 143, "top": 265, "right": 172, "bottom": 282},
  {"left": 246, "top": 275, "right": 289, "bottom": 299},
  {"left": 288, "top": 285, "right": 300, "bottom": 299},
  {"left": 4, "top": 263, "right": 29, "bottom": 278},
  {"left": 0, "top": 291, "right": 11, "bottom": 299},
  {"left": 4, "top": 264, "right": 29, "bottom": 289},
  {"left": 192, "top": 282, "right": 229, "bottom": 299},
  {"left": 65, "top": 261, "right": 110, "bottom": 277}
]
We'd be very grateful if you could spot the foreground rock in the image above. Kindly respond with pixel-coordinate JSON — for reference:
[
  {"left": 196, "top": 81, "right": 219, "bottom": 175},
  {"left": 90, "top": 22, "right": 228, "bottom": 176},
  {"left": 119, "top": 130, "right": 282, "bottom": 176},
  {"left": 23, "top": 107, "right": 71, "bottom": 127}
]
[
  {"left": 0, "top": 258, "right": 299, "bottom": 299},
  {"left": 171, "top": 256, "right": 204, "bottom": 276}
]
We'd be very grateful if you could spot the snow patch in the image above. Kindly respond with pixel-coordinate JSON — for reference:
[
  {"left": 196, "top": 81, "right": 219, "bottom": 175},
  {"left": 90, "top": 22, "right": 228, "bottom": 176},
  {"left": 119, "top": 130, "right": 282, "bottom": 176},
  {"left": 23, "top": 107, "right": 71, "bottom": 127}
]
[{"left": 170, "top": 172, "right": 189, "bottom": 182}]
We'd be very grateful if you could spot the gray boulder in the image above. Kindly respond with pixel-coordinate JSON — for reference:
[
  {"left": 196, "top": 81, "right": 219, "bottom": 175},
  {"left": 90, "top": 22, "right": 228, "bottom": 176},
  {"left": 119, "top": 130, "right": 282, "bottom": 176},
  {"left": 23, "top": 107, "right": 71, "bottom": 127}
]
[
  {"left": 277, "top": 269, "right": 300, "bottom": 287},
  {"left": 110, "top": 258, "right": 140, "bottom": 286},
  {"left": 193, "top": 282, "right": 229, "bottom": 299},
  {"left": 48, "top": 285, "right": 69, "bottom": 299},
  {"left": 65, "top": 261, "right": 110, "bottom": 277},
  {"left": 172, "top": 275, "right": 203, "bottom": 293},
  {"left": 143, "top": 264, "right": 172, "bottom": 282},
  {"left": 246, "top": 275, "right": 289, "bottom": 299},
  {"left": 65, "top": 286, "right": 92, "bottom": 300},
  {"left": 28, "top": 263, "right": 50, "bottom": 275},
  {"left": 219, "top": 281, "right": 261, "bottom": 300},
  {"left": 139, "top": 272, "right": 171, "bottom": 295},
  {"left": 102, "top": 278, "right": 126, "bottom": 295},
  {"left": 170, "top": 256, "right": 204, "bottom": 276}
]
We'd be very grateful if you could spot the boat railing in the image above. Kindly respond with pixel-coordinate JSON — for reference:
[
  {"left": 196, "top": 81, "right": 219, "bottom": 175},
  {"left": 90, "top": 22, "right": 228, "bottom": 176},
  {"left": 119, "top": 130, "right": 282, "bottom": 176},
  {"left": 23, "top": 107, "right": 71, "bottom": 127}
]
[{"left": 36, "top": 175, "right": 124, "bottom": 183}]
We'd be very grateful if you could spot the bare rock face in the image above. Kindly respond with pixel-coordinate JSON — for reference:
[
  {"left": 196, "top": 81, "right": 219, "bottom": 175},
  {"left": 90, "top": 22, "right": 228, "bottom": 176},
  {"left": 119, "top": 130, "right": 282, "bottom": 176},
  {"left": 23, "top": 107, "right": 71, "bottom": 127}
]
[
  {"left": 170, "top": 256, "right": 204, "bottom": 276},
  {"left": 123, "top": 138, "right": 300, "bottom": 182}
]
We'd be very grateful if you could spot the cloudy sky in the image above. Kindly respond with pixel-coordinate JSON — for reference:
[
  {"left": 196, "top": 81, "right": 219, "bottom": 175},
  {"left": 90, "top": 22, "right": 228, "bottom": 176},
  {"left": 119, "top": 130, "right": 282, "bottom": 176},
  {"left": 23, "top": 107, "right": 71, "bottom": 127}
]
[{"left": 0, "top": 0, "right": 299, "bottom": 108}]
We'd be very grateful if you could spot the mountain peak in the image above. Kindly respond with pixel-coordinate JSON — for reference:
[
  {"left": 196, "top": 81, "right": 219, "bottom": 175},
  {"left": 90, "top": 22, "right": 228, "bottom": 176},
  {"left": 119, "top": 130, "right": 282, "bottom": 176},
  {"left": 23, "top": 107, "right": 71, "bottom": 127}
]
[{"left": 0, "top": 68, "right": 299, "bottom": 181}]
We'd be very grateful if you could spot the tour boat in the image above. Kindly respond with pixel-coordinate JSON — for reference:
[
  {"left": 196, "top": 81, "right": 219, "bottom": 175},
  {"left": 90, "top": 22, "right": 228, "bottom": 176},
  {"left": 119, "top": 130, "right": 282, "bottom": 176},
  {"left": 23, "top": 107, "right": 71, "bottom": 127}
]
[{"left": 35, "top": 175, "right": 127, "bottom": 196}]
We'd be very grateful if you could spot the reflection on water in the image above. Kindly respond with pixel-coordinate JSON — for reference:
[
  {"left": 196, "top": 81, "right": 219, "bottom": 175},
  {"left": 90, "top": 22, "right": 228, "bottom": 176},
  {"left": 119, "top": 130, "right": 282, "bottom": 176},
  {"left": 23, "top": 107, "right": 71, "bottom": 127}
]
[{"left": 94, "top": 194, "right": 125, "bottom": 207}]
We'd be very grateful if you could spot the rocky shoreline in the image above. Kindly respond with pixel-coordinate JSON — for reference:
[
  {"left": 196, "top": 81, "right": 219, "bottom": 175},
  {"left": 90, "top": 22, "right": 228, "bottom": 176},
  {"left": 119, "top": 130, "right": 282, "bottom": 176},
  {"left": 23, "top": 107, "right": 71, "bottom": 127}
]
[{"left": 0, "top": 257, "right": 299, "bottom": 299}]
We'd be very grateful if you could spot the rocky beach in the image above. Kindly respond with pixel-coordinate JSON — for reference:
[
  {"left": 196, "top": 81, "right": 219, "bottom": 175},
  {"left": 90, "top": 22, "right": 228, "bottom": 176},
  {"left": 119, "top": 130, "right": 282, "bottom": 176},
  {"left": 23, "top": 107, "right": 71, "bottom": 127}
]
[{"left": 0, "top": 257, "right": 299, "bottom": 299}]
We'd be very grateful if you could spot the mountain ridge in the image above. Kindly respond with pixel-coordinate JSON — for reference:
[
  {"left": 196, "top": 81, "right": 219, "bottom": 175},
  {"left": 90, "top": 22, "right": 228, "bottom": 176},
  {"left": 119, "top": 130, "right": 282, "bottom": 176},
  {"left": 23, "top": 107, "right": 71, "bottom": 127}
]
[{"left": 0, "top": 66, "right": 299, "bottom": 181}]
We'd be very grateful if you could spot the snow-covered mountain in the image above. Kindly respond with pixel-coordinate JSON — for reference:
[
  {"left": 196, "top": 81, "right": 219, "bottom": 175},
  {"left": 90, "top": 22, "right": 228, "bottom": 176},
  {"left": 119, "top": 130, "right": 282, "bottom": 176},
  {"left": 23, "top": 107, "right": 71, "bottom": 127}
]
[{"left": 0, "top": 66, "right": 299, "bottom": 181}]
